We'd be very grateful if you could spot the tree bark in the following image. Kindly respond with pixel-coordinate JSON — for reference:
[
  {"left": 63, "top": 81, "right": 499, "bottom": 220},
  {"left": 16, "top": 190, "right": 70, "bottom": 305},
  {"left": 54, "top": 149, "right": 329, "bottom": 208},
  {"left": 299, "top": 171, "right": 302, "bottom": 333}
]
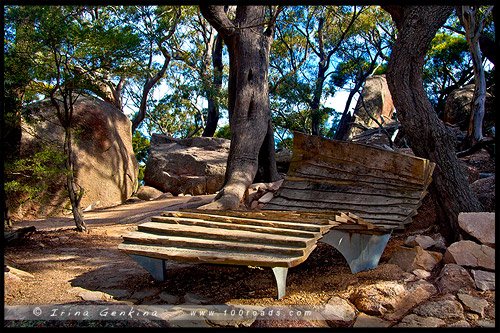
[
  {"left": 383, "top": 6, "right": 482, "bottom": 241},
  {"left": 200, "top": 5, "right": 281, "bottom": 210}
]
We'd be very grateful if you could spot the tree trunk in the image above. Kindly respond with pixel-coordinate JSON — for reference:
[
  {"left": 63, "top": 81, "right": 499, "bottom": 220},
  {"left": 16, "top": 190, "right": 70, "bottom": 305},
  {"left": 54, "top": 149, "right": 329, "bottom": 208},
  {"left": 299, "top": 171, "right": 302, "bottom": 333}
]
[
  {"left": 458, "top": 6, "right": 492, "bottom": 148},
  {"left": 202, "top": 33, "right": 224, "bottom": 137},
  {"left": 51, "top": 90, "right": 88, "bottom": 233},
  {"left": 63, "top": 126, "right": 87, "bottom": 233},
  {"left": 383, "top": 6, "right": 482, "bottom": 241},
  {"left": 200, "top": 5, "right": 280, "bottom": 210},
  {"left": 132, "top": 49, "right": 171, "bottom": 134}
]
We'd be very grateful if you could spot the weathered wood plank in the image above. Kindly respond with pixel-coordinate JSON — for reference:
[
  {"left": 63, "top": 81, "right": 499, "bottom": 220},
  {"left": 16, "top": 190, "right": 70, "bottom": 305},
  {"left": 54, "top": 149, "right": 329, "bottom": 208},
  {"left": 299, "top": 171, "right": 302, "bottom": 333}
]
[
  {"left": 180, "top": 208, "right": 340, "bottom": 225},
  {"left": 118, "top": 242, "right": 316, "bottom": 268},
  {"left": 123, "top": 231, "right": 307, "bottom": 256},
  {"left": 291, "top": 131, "right": 435, "bottom": 182},
  {"left": 281, "top": 175, "right": 427, "bottom": 197},
  {"left": 289, "top": 161, "right": 427, "bottom": 190},
  {"left": 279, "top": 180, "right": 425, "bottom": 200},
  {"left": 268, "top": 195, "right": 417, "bottom": 217},
  {"left": 150, "top": 215, "right": 319, "bottom": 238},
  {"left": 160, "top": 211, "right": 331, "bottom": 233},
  {"left": 137, "top": 222, "right": 319, "bottom": 248},
  {"left": 274, "top": 188, "right": 420, "bottom": 208}
]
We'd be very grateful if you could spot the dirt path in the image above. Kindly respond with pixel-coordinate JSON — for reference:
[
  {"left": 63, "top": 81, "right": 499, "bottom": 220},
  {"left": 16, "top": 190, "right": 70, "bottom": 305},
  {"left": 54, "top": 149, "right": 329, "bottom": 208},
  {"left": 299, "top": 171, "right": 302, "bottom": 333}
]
[{"left": 4, "top": 194, "right": 495, "bottom": 328}]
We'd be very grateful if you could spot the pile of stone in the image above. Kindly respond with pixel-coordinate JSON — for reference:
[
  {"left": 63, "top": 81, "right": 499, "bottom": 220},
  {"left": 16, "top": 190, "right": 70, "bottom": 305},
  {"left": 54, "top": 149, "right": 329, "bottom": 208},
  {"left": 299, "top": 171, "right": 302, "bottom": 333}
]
[{"left": 244, "top": 179, "right": 284, "bottom": 210}]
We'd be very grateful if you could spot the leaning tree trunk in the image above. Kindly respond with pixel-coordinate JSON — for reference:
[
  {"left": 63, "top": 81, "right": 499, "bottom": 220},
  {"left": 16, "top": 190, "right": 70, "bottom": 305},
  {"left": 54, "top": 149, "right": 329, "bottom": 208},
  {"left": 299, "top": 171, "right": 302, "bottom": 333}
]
[
  {"left": 63, "top": 126, "right": 87, "bottom": 233},
  {"left": 200, "top": 5, "right": 281, "bottom": 210},
  {"left": 383, "top": 6, "right": 482, "bottom": 241}
]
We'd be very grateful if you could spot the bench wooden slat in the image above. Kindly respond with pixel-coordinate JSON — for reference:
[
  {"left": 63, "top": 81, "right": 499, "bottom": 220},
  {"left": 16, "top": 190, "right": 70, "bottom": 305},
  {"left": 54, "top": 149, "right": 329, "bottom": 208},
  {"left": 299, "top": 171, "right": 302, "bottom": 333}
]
[
  {"left": 123, "top": 231, "right": 307, "bottom": 256},
  {"left": 137, "top": 222, "right": 319, "bottom": 248},
  {"left": 119, "top": 242, "right": 316, "bottom": 268},
  {"left": 155, "top": 213, "right": 330, "bottom": 234},
  {"left": 180, "top": 208, "right": 340, "bottom": 225}
]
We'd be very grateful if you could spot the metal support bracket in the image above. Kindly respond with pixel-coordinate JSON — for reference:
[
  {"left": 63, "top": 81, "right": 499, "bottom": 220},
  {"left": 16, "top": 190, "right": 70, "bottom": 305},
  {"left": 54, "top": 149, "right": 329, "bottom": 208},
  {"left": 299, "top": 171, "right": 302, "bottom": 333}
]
[
  {"left": 320, "top": 230, "right": 392, "bottom": 273},
  {"left": 129, "top": 255, "right": 167, "bottom": 281},
  {"left": 271, "top": 267, "right": 288, "bottom": 299}
]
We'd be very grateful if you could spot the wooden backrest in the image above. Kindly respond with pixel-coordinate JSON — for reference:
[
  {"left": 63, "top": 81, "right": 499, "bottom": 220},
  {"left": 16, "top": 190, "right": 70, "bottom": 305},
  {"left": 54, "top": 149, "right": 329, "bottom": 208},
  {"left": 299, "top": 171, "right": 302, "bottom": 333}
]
[{"left": 264, "top": 132, "right": 435, "bottom": 230}]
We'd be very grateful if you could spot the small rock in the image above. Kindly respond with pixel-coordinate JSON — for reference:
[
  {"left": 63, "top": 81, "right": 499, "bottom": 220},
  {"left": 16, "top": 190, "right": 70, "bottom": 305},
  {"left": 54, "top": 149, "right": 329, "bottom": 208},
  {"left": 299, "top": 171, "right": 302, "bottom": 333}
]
[
  {"left": 435, "top": 264, "right": 475, "bottom": 294},
  {"left": 458, "top": 212, "right": 495, "bottom": 247},
  {"left": 131, "top": 287, "right": 161, "bottom": 300},
  {"left": 448, "top": 320, "right": 471, "bottom": 327},
  {"left": 471, "top": 270, "right": 495, "bottom": 291},
  {"left": 412, "top": 269, "right": 431, "bottom": 279},
  {"left": 183, "top": 292, "right": 211, "bottom": 305},
  {"left": 323, "top": 296, "right": 356, "bottom": 327},
  {"left": 429, "top": 233, "right": 447, "bottom": 251},
  {"left": 250, "top": 200, "right": 260, "bottom": 209},
  {"left": 388, "top": 245, "right": 442, "bottom": 272},
  {"left": 101, "top": 289, "right": 130, "bottom": 299},
  {"left": 413, "top": 296, "right": 465, "bottom": 320},
  {"left": 77, "top": 289, "right": 112, "bottom": 301},
  {"left": 457, "top": 293, "right": 488, "bottom": 316},
  {"left": 475, "top": 319, "right": 496, "bottom": 328},
  {"left": 443, "top": 240, "right": 495, "bottom": 270},
  {"left": 258, "top": 192, "right": 274, "bottom": 204},
  {"left": 158, "top": 292, "right": 180, "bottom": 304},
  {"left": 384, "top": 280, "right": 437, "bottom": 322},
  {"left": 156, "top": 192, "right": 174, "bottom": 199},
  {"left": 350, "top": 281, "right": 407, "bottom": 316},
  {"left": 353, "top": 313, "right": 391, "bottom": 327},
  {"left": 395, "top": 314, "right": 446, "bottom": 327},
  {"left": 404, "top": 235, "right": 436, "bottom": 249},
  {"left": 187, "top": 196, "right": 203, "bottom": 203},
  {"left": 136, "top": 186, "right": 164, "bottom": 201}
]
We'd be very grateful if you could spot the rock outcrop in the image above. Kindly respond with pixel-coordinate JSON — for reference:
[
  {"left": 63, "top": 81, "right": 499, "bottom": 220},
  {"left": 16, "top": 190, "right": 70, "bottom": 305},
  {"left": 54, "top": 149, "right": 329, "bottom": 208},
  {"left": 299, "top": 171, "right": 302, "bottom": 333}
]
[
  {"left": 443, "top": 84, "right": 495, "bottom": 131},
  {"left": 342, "top": 75, "right": 395, "bottom": 140},
  {"left": 14, "top": 95, "right": 138, "bottom": 218},
  {"left": 144, "top": 134, "right": 229, "bottom": 195}
]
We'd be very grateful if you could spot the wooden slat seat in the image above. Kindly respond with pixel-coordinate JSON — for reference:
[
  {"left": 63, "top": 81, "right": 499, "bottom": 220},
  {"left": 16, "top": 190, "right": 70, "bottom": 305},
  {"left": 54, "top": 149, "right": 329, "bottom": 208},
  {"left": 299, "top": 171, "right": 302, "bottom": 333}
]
[{"left": 118, "top": 209, "right": 376, "bottom": 268}]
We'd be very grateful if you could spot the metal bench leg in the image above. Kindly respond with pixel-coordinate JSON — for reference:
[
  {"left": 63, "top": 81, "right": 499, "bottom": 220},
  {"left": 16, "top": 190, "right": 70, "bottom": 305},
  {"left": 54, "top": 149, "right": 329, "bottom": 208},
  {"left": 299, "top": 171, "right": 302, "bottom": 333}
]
[
  {"left": 129, "top": 255, "right": 167, "bottom": 281},
  {"left": 272, "top": 267, "right": 288, "bottom": 299},
  {"left": 320, "top": 230, "right": 392, "bottom": 273}
]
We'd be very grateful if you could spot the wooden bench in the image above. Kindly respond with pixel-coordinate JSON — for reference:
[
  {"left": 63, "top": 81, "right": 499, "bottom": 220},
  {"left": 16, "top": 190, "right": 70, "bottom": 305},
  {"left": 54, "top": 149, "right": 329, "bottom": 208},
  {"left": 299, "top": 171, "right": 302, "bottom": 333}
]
[{"left": 119, "top": 132, "right": 435, "bottom": 299}]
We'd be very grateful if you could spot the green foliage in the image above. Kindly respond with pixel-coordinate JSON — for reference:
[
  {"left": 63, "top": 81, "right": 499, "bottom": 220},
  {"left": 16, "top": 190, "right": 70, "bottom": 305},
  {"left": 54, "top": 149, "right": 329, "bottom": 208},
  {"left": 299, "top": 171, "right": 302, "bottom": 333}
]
[
  {"left": 132, "top": 131, "right": 150, "bottom": 182},
  {"left": 4, "top": 146, "right": 66, "bottom": 208},
  {"left": 132, "top": 130, "right": 150, "bottom": 164},
  {"left": 214, "top": 124, "right": 230, "bottom": 140}
]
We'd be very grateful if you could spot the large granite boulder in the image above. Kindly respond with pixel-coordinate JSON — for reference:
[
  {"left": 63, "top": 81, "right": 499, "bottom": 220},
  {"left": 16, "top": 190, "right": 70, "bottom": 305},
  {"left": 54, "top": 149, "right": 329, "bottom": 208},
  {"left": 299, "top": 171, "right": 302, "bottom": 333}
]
[
  {"left": 144, "top": 134, "right": 229, "bottom": 195},
  {"left": 14, "top": 95, "right": 139, "bottom": 218},
  {"left": 343, "top": 75, "right": 395, "bottom": 140},
  {"left": 443, "top": 84, "right": 495, "bottom": 131}
]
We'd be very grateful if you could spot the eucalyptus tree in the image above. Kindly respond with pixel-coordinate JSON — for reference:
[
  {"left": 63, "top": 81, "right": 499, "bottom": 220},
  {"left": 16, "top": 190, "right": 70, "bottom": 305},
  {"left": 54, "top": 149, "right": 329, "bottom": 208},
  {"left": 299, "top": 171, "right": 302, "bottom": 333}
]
[
  {"left": 4, "top": 5, "right": 143, "bottom": 231},
  {"left": 383, "top": 5, "right": 483, "bottom": 241},
  {"left": 199, "top": 5, "right": 283, "bottom": 210},
  {"left": 457, "top": 5, "right": 494, "bottom": 148},
  {"left": 170, "top": 6, "right": 227, "bottom": 137}
]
